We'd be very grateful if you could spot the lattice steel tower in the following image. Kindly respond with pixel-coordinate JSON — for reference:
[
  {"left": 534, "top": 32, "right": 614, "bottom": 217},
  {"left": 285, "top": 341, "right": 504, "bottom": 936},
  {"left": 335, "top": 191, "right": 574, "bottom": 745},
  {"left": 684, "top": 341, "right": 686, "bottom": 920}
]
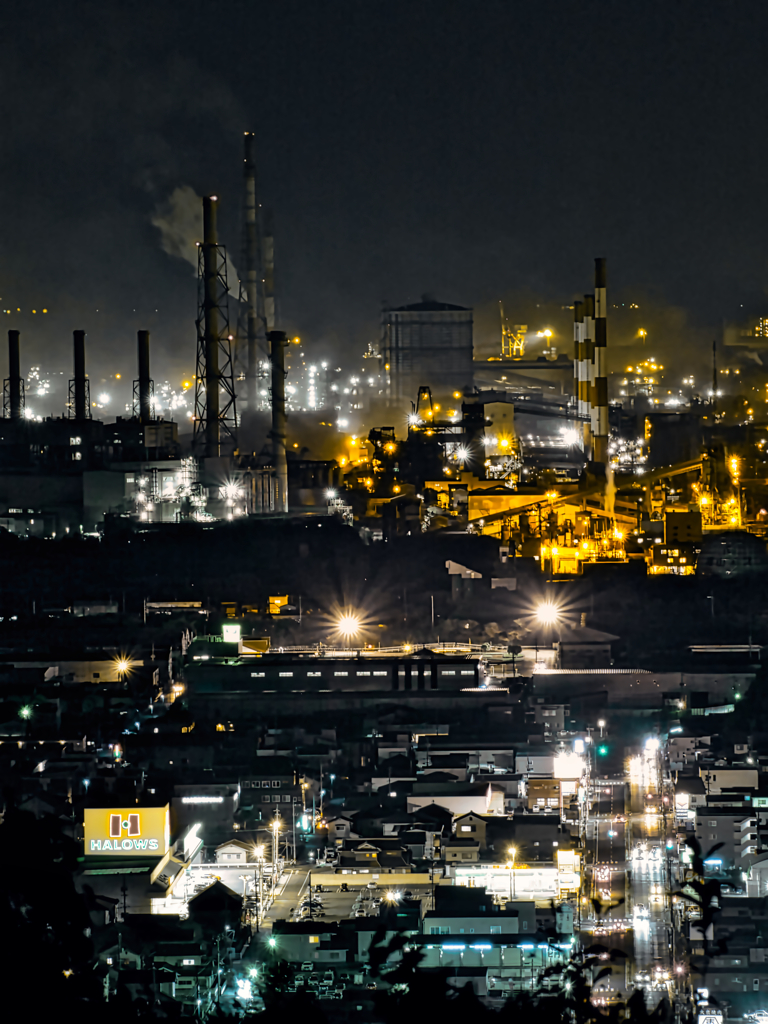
[{"left": 193, "top": 196, "right": 238, "bottom": 457}]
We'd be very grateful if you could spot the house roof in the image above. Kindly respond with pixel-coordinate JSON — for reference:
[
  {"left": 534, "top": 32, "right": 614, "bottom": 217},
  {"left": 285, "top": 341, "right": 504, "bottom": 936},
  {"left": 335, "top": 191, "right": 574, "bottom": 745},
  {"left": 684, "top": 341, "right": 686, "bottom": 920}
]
[
  {"left": 557, "top": 625, "right": 620, "bottom": 644},
  {"left": 187, "top": 880, "right": 242, "bottom": 911},
  {"left": 392, "top": 298, "right": 469, "bottom": 313}
]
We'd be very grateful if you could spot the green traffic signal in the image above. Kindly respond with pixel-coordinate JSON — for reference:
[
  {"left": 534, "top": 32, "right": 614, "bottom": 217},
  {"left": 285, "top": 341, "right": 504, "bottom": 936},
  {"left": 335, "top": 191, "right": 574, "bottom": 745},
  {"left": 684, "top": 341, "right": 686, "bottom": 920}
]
[{"left": 597, "top": 745, "right": 609, "bottom": 756}]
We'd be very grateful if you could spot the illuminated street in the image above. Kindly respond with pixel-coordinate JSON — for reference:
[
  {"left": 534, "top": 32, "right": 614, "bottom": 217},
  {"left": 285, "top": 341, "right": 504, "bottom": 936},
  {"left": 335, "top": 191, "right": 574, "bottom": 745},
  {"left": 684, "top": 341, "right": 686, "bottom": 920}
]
[{"left": 5, "top": 8, "right": 768, "bottom": 1019}]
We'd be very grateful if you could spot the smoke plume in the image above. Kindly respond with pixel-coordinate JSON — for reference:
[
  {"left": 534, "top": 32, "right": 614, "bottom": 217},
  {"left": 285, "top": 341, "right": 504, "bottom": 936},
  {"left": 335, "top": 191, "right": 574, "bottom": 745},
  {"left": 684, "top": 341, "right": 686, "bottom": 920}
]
[{"left": 151, "top": 185, "right": 240, "bottom": 297}]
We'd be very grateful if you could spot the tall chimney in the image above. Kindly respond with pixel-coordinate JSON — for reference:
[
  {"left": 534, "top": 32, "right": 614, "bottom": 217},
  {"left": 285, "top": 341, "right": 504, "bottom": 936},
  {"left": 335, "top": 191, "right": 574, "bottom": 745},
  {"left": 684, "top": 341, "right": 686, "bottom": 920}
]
[
  {"left": 269, "top": 329, "right": 288, "bottom": 512},
  {"left": 7, "top": 330, "right": 22, "bottom": 420},
  {"left": 582, "top": 295, "right": 594, "bottom": 455},
  {"left": 592, "top": 258, "right": 609, "bottom": 464},
  {"left": 203, "top": 196, "right": 221, "bottom": 458},
  {"left": 137, "top": 330, "right": 152, "bottom": 424},
  {"left": 573, "top": 301, "right": 584, "bottom": 440},
  {"left": 243, "top": 133, "right": 264, "bottom": 413},
  {"left": 262, "top": 209, "right": 276, "bottom": 332},
  {"left": 73, "top": 330, "right": 89, "bottom": 420}
]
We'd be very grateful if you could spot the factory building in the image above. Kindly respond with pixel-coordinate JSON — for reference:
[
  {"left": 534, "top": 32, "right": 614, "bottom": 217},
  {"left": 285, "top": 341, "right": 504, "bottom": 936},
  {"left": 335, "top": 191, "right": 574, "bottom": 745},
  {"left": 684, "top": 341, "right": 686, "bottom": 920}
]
[{"left": 383, "top": 296, "right": 474, "bottom": 407}]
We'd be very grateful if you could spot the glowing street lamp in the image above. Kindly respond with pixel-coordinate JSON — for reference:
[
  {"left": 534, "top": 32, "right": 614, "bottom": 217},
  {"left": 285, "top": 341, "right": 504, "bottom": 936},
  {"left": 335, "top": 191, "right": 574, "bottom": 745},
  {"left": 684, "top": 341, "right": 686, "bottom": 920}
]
[
  {"left": 535, "top": 602, "right": 560, "bottom": 627},
  {"left": 507, "top": 846, "right": 517, "bottom": 899},
  {"left": 335, "top": 611, "right": 362, "bottom": 643}
]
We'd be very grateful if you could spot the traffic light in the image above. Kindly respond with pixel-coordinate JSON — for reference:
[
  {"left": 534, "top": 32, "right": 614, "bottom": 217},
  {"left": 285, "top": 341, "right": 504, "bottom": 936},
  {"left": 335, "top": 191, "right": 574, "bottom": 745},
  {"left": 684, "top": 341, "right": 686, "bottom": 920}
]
[{"left": 597, "top": 745, "right": 609, "bottom": 756}]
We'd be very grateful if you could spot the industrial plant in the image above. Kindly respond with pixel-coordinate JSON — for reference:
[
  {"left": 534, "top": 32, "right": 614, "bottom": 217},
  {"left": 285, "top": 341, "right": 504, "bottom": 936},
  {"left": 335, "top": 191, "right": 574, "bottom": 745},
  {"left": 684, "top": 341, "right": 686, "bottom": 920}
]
[{"left": 7, "top": 6, "right": 768, "bottom": 1022}]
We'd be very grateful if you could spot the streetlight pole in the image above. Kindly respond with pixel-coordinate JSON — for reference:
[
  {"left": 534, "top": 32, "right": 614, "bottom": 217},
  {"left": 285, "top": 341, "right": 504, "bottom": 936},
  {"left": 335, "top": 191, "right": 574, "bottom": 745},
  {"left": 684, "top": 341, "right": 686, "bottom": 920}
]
[
  {"left": 272, "top": 814, "right": 280, "bottom": 898},
  {"left": 507, "top": 847, "right": 516, "bottom": 899},
  {"left": 254, "top": 844, "right": 264, "bottom": 932}
]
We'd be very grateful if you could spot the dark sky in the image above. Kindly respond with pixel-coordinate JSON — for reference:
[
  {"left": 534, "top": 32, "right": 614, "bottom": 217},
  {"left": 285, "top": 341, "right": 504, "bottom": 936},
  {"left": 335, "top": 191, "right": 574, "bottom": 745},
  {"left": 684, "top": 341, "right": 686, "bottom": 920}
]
[{"left": 1, "top": 0, "right": 767, "bottom": 404}]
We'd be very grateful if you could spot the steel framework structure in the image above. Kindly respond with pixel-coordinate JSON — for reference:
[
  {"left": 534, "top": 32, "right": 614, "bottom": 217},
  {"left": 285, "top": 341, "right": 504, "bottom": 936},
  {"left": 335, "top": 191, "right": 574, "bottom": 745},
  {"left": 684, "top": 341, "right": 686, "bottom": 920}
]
[{"left": 193, "top": 199, "right": 238, "bottom": 456}]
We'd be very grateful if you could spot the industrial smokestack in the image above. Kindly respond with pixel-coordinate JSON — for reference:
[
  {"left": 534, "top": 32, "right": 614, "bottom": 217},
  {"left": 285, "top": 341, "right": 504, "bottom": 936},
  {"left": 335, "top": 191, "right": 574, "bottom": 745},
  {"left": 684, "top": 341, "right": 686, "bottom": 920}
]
[
  {"left": 582, "top": 295, "right": 594, "bottom": 455},
  {"left": 269, "top": 329, "right": 288, "bottom": 513},
  {"left": 7, "top": 330, "right": 23, "bottom": 420},
  {"left": 72, "top": 330, "right": 90, "bottom": 421},
  {"left": 243, "top": 133, "right": 265, "bottom": 413},
  {"left": 202, "top": 196, "right": 221, "bottom": 458},
  {"left": 592, "top": 258, "right": 608, "bottom": 464},
  {"left": 573, "top": 301, "right": 584, "bottom": 439},
  {"left": 137, "top": 330, "right": 152, "bottom": 424},
  {"left": 262, "top": 209, "right": 276, "bottom": 332}
]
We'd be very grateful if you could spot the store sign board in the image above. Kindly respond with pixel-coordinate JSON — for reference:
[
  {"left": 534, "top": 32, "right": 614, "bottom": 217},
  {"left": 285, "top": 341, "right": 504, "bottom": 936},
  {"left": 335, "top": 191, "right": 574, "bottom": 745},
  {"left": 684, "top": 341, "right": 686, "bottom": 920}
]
[{"left": 84, "top": 805, "right": 170, "bottom": 856}]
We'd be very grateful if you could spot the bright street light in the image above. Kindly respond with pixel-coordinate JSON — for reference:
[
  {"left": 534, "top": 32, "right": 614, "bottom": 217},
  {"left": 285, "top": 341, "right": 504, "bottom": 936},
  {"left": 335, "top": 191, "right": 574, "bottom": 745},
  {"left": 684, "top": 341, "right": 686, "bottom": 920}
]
[
  {"left": 336, "top": 611, "right": 362, "bottom": 641},
  {"left": 535, "top": 602, "right": 560, "bottom": 627},
  {"left": 507, "top": 846, "right": 516, "bottom": 899}
]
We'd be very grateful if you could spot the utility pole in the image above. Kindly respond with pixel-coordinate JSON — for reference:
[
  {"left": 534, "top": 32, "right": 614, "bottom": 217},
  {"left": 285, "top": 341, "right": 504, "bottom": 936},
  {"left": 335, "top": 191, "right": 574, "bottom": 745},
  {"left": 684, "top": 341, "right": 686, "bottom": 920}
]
[{"left": 272, "top": 812, "right": 280, "bottom": 897}]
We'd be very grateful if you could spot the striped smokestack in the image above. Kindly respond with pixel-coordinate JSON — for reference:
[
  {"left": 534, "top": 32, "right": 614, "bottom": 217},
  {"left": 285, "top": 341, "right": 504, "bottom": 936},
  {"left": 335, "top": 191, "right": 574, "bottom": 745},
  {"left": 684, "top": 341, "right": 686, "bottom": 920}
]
[
  {"left": 592, "top": 257, "right": 608, "bottom": 464},
  {"left": 582, "top": 294, "right": 594, "bottom": 455},
  {"left": 573, "top": 301, "right": 584, "bottom": 439}
]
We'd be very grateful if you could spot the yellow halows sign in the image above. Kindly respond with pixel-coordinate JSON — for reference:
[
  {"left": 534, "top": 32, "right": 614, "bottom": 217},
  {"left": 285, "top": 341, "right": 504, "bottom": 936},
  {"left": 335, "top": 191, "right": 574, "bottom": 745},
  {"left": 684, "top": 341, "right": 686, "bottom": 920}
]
[{"left": 84, "top": 805, "right": 170, "bottom": 856}]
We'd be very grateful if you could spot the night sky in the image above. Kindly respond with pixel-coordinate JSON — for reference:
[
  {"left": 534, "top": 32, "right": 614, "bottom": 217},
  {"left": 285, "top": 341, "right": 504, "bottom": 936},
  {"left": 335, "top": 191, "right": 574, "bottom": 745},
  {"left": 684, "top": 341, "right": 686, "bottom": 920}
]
[{"left": 2, "top": 1, "right": 767, "bottom": 405}]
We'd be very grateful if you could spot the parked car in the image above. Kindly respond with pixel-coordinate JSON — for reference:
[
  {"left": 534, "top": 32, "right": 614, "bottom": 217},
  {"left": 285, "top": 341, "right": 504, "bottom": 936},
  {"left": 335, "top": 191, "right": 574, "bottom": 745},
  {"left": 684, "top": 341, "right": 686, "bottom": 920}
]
[{"left": 300, "top": 963, "right": 313, "bottom": 972}]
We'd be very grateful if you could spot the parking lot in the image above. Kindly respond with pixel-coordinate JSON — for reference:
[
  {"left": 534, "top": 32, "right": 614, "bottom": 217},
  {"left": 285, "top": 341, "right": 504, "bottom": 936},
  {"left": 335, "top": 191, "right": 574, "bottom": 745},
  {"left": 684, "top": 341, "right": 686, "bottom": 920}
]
[{"left": 292, "top": 879, "right": 435, "bottom": 922}]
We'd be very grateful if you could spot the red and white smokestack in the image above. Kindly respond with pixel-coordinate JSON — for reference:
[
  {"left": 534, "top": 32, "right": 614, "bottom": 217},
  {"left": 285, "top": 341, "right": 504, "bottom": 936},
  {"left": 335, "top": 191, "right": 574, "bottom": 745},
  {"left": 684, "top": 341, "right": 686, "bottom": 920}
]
[
  {"left": 573, "top": 301, "right": 584, "bottom": 440},
  {"left": 582, "top": 294, "right": 594, "bottom": 455},
  {"left": 592, "top": 258, "right": 608, "bottom": 464}
]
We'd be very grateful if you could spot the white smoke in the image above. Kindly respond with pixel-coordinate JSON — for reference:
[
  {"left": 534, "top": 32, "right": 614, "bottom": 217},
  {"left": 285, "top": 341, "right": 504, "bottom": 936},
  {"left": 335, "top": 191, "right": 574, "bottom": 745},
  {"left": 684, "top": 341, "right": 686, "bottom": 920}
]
[
  {"left": 743, "top": 350, "right": 764, "bottom": 366},
  {"left": 151, "top": 185, "right": 241, "bottom": 298}
]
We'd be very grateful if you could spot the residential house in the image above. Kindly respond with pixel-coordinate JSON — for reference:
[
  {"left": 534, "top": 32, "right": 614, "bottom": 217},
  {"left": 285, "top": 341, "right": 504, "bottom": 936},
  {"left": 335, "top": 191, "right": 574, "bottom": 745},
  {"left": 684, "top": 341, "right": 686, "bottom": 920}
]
[
  {"left": 444, "top": 837, "right": 480, "bottom": 863},
  {"left": 407, "top": 782, "right": 505, "bottom": 817},
  {"left": 326, "top": 813, "right": 357, "bottom": 843},
  {"left": 338, "top": 837, "right": 412, "bottom": 872},
  {"left": 454, "top": 812, "right": 489, "bottom": 851},
  {"left": 554, "top": 625, "right": 618, "bottom": 668},
  {"left": 215, "top": 839, "right": 253, "bottom": 865}
]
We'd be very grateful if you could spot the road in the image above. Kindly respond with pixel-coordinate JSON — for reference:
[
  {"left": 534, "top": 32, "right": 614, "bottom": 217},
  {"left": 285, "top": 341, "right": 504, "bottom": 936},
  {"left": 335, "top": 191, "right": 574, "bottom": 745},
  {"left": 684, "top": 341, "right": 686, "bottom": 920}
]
[
  {"left": 582, "top": 739, "right": 677, "bottom": 1009},
  {"left": 583, "top": 777, "right": 631, "bottom": 1006},
  {"left": 628, "top": 742, "right": 674, "bottom": 1006}
]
